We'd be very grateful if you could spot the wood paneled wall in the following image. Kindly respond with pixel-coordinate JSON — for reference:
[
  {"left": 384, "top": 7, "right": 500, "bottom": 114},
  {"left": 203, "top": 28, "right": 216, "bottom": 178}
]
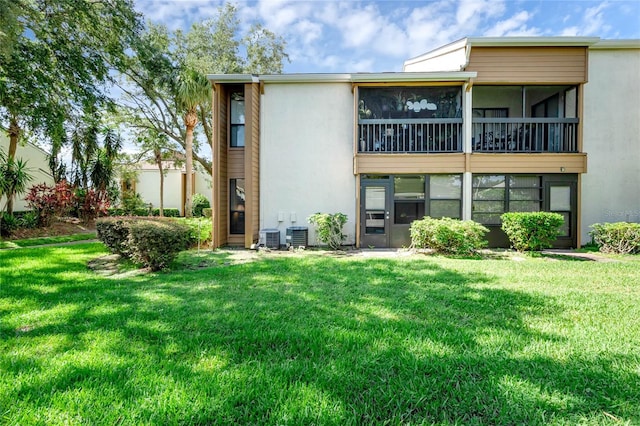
[{"left": 467, "top": 47, "right": 588, "bottom": 84}]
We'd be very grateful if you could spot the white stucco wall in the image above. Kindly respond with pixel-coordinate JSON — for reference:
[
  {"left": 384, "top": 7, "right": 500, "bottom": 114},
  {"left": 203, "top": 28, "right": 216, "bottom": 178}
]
[
  {"left": 132, "top": 164, "right": 212, "bottom": 214},
  {"left": 0, "top": 136, "right": 54, "bottom": 212},
  {"left": 581, "top": 47, "right": 640, "bottom": 242},
  {"left": 260, "top": 82, "right": 356, "bottom": 246}
]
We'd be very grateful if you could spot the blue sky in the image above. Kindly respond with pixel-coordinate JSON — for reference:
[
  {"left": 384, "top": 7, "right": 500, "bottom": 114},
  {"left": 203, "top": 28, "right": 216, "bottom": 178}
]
[{"left": 135, "top": 0, "right": 640, "bottom": 73}]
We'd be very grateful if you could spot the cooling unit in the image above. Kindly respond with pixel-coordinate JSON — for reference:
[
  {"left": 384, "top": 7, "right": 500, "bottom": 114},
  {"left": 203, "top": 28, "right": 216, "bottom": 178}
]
[
  {"left": 258, "top": 229, "right": 280, "bottom": 249},
  {"left": 286, "top": 226, "right": 308, "bottom": 248}
]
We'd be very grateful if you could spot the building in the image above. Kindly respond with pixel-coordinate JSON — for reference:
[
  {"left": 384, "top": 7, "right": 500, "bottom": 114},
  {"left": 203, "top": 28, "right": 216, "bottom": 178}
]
[
  {"left": 0, "top": 135, "right": 55, "bottom": 212},
  {"left": 120, "top": 161, "right": 212, "bottom": 216},
  {"left": 207, "top": 37, "right": 640, "bottom": 249}
]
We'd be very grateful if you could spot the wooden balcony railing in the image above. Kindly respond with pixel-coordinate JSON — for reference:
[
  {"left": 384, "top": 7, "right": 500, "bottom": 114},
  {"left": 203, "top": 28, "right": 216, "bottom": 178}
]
[
  {"left": 472, "top": 118, "right": 579, "bottom": 153},
  {"left": 358, "top": 119, "right": 462, "bottom": 153}
]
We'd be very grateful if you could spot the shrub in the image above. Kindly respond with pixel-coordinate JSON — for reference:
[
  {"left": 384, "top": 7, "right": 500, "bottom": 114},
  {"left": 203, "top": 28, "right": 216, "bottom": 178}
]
[
  {"left": 191, "top": 193, "right": 210, "bottom": 217},
  {"left": 97, "top": 217, "right": 191, "bottom": 271},
  {"left": 121, "top": 190, "right": 146, "bottom": 215},
  {"left": 172, "top": 217, "right": 212, "bottom": 247},
  {"left": 24, "top": 181, "right": 75, "bottom": 227},
  {"left": 501, "top": 212, "right": 564, "bottom": 251},
  {"left": 308, "top": 212, "right": 348, "bottom": 250},
  {"left": 202, "top": 208, "right": 212, "bottom": 218},
  {"left": 126, "top": 220, "right": 191, "bottom": 271},
  {"left": 590, "top": 222, "right": 640, "bottom": 254},
  {"left": 17, "top": 211, "right": 39, "bottom": 229},
  {"left": 107, "top": 207, "right": 180, "bottom": 217},
  {"left": 74, "top": 188, "right": 110, "bottom": 223},
  {"left": 0, "top": 212, "right": 18, "bottom": 237},
  {"left": 410, "top": 217, "right": 488, "bottom": 255},
  {"left": 96, "top": 217, "right": 130, "bottom": 256}
]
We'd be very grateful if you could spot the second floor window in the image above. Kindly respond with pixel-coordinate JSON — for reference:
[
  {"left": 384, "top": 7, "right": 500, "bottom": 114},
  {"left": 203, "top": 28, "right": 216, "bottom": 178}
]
[{"left": 230, "top": 91, "right": 245, "bottom": 147}]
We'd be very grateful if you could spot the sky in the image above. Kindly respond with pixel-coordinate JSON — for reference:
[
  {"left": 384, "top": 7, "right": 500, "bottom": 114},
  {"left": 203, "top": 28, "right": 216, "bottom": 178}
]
[{"left": 134, "top": 0, "right": 640, "bottom": 74}]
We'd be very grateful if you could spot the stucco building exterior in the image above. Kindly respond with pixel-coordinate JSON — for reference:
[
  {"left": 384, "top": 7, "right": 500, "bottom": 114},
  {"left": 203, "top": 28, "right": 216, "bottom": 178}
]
[{"left": 207, "top": 37, "right": 640, "bottom": 249}]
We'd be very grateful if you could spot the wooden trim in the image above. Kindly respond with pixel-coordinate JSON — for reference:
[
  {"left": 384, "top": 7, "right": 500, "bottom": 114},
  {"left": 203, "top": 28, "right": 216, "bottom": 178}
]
[
  {"left": 468, "top": 153, "right": 587, "bottom": 173},
  {"left": 577, "top": 173, "right": 582, "bottom": 248},
  {"left": 244, "top": 82, "right": 260, "bottom": 248},
  {"left": 356, "top": 153, "right": 466, "bottom": 174},
  {"left": 355, "top": 173, "right": 361, "bottom": 248}
]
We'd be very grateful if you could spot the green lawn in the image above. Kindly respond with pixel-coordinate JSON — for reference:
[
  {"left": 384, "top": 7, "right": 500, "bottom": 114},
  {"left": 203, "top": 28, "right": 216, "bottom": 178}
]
[
  {"left": 0, "top": 232, "right": 97, "bottom": 249},
  {"left": 1, "top": 244, "right": 639, "bottom": 425}
]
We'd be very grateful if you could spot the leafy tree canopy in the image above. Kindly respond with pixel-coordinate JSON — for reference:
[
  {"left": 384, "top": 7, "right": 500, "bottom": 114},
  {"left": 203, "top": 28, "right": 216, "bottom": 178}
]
[
  {"left": 0, "top": 0, "right": 143, "bottom": 158},
  {"left": 118, "top": 3, "right": 289, "bottom": 175}
]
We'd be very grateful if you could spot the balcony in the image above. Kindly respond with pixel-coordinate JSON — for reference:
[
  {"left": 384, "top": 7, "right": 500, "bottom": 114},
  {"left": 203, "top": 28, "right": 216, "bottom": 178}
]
[
  {"left": 472, "top": 118, "right": 579, "bottom": 153},
  {"left": 358, "top": 119, "right": 462, "bottom": 153}
]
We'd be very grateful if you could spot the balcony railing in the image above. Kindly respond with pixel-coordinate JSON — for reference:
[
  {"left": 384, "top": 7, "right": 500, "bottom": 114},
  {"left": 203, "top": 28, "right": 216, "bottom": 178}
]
[
  {"left": 358, "top": 119, "right": 462, "bottom": 153},
  {"left": 473, "top": 118, "right": 579, "bottom": 153}
]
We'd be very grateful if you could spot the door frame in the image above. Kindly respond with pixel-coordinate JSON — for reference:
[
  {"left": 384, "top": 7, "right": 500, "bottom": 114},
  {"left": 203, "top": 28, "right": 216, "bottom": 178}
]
[
  {"left": 360, "top": 178, "right": 393, "bottom": 248},
  {"left": 544, "top": 180, "right": 577, "bottom": 248}
]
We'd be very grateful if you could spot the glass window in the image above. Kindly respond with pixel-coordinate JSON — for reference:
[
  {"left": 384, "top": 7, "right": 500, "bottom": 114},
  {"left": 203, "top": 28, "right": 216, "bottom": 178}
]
[
  {"left": 230, "top": 179, "right": 245, "bottom": 234},
  {"left": 472, "top": 175, "right": 505, "bottom": 224},
  {"left": 429, "top": 175, "right": 461, "bottom": 219},
  {"left": 430, "top": 200, "right": 461, "bottom": 219},
  {"left": 395, "top": 202, "right": 425, "bottom": 224},
  {"left": 550, "top": 186, "right": 571, "bottom": 211},
  {"left": 230, "top": 91, "right": 245, "bottom": 147},
  {"left": 430, "top": 175, "right": 461, "bottom": 199},
  {"left": 358, "top": 86, "right": 462, "bottom": 120},
  {"left": 394, "top": 176, "right": 425, "bottom": 200}
]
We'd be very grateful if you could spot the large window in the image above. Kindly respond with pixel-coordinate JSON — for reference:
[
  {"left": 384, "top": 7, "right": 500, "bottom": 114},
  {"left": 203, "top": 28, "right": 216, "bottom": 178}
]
[
  {"left": 230, "top": 91, "right": 245, "bottom": 147},
  {"left": 391, "top": 174, "right": 461, "bottom": 224},
  {"left": 394, "top": 175, "right": 425, "bottom": 224},
  {"left": 230, "top": 179, "right": 245, "bottom": 234},
  {"left": 430, "top": 175, "right": 462, "bottom": 219},
  {"left": 359, "top": 86, "right": 462, "bottom": 119},
  {"left": 472, "top": 175, "right": 542, "bottom": 224}
]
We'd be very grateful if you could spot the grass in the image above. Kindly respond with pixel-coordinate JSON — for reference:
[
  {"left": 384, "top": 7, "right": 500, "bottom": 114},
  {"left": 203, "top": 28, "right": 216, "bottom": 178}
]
[
  {"left": 1, "top": 245, "right": 639, "bottom": 425},
  {"left": 0, "top": 232, "right": 97, "bottom": 249}
]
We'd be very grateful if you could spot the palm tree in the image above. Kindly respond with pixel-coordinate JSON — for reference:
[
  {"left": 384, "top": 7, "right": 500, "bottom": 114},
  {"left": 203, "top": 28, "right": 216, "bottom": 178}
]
[
  {"left": 174, "top": 69, "right": 211, "bottom": 218},
  {"left": 0, "top": 152, "right": 32, "bottom": 214}
]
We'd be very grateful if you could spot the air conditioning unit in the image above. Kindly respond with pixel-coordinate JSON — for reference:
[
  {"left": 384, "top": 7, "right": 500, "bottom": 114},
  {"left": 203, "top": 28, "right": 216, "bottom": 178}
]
[
  {"left": 258, "top": 228, "right": 280, "bottom": 249},
  {"left": 286, "top": 226, "right": 308, "bottom": 248}
]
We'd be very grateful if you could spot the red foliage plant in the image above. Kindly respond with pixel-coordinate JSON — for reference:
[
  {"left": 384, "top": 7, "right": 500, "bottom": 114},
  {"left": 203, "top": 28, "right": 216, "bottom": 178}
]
[{"left": 24, "top": 181, "right": 75, "bottom": 227}]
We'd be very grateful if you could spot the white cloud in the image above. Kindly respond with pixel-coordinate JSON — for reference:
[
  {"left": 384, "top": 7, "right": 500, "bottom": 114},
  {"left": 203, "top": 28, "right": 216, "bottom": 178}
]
[{"left": 484, "top": 11, "right": 540, "bottom": 37}]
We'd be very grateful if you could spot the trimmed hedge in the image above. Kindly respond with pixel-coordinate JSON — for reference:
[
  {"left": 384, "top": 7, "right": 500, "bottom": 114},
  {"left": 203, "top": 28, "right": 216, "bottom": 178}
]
[
  {"left": 96, "top": 217, "right": 191, "bottom": 271},
  {"left": 96, "top": 217, "right": 130, "bottom": 255},
  {"left": 590, "top": 222, "right": 640, "bottom": 254},
  {"left": 106, "top": 207, "right": 180, "bottom": 217},
  {"left": 410, "top": 217, "right": 488, "bottom": 255},
  {"left": 501, "top": 212, "right": 564, "bottom": 251},
  {"left": 127, "top": 220, "right": 191, "bottom": 271}
]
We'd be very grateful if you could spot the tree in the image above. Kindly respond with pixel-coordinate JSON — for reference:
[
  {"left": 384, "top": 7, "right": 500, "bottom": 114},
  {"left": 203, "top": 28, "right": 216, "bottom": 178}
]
[
  {"left": 117, "top": 4, "right": 288, "bottom": 176},
  {"left": 174, "top": 70, "right": 211, "bottom": 217},
  {"left": 0, "top": 0, "right": 142, "bottom": 162},
  {"left": 0, "top": 149, "right": 32, "bottom": 214},
  {"left": 137, "top": 129, "right": 175, "bottom": 217}
]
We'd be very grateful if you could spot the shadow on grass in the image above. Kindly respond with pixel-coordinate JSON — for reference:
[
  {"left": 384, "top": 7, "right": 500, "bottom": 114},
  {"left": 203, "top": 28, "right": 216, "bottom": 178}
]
[{"left": 1, "top": 246, "right": 638, "bottom": 424}]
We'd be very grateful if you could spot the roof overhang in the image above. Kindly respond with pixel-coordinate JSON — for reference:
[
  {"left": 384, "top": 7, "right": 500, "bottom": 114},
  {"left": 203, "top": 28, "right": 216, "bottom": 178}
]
[
  {"left": 590, "top": 39, "right": 640, "bottom": 49},
  {"left": 465, "top": 36, "right": 601, "bottom": 47},
  {"left": 208, "top": 72, "right": 476, "bottom": 84},
  {"left": 206, "top": 74, "right": 259, "bottom": 83}
]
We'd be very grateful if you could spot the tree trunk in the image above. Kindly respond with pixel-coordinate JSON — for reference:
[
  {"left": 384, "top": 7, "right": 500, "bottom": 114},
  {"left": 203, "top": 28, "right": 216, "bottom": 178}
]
[
  {"left": 184, "top": 109, "right": 197, "bottom": 218},
  {"left": 8, "top": 116, "right": 20, "bottom": 160}
]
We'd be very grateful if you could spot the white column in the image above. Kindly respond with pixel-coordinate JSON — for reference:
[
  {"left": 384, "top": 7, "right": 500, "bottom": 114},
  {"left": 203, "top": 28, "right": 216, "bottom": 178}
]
[
  {"left": 463, "top": 83, "right": 473, "bottom": 154},
  {"left": 463, "top": 172, "right": 473, "bottom": 221}
]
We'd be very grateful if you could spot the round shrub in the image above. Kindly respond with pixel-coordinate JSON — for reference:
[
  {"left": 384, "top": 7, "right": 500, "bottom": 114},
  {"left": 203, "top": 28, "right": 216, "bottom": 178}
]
[
  {"left": 501, "top": 212, "right": 564, "bottom": 251},
  {"left": 590, "top": 222, "right": 640, "bottom": 254},
  {"left": 410, "top": 216, "right": 488, "bottom": 255}
]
